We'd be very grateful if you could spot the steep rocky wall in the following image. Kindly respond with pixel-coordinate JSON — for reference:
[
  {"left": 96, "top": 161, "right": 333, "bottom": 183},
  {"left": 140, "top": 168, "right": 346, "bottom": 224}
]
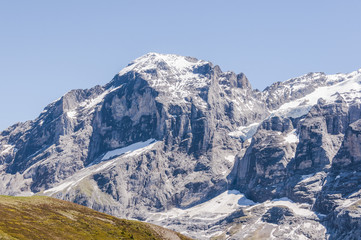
[{"left": 1, "top": 54, "right": 361, "bottom": 239}]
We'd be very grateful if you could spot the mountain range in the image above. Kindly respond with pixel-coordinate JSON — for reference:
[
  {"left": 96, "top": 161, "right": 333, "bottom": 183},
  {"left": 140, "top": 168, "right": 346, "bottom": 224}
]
[{"left": 1, "top": 53, "right": 361, "bottom": 239}]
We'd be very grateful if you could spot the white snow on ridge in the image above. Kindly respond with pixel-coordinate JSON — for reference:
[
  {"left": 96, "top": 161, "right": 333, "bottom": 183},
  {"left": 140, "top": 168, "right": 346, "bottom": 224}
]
[
  {"left": 228, "top": 122, "right": 260, "bottom": 140},
  {"left": 102, "top": 138, "right": 157, "bottom": 161},
  {"left": 273, "top": 71, "right": 361, "bottom": 118},
  {"left": 148, "top": 190, "right": 255, "bottom": 223},
  {"left": 117, "top": 53, "right": 211, "bottom": 100},
  {"left": 118, "top": 53, "right": 208, "bottom": 77},
  {"left": 264, "top": 197, "right": 315, "bottom": 217},
  {"left": 0, "top": 145, "right": 14, "bottom": 155},
  {"left": 284, "top": 130, "right": 299, "bottom": 144},
  {"left": 79, "top": 85, "right": 122, "bottom": 110},
  {"left": 64, "top": 85, "right": 123, "bottom": 120},
  {"left": 147, "top": 189, "right": 318, "bottom": 239},
  {"left": 225, "top": 155, "right": 236, "bottom": 163},
  {"left": 66, "top": 111, "right": 77, "bottom": 119},
  {"left": 44, "top": 139, "right": 158, "bottom": 195},
  {"left": 301, "top": 173, "right": 315, "bottom": 181}
]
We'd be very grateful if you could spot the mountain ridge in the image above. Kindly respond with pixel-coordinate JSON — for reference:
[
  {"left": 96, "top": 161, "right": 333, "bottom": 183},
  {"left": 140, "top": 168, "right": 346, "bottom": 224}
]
[{"left": 1, "top": 53, "right": 361, "bottom": 239}]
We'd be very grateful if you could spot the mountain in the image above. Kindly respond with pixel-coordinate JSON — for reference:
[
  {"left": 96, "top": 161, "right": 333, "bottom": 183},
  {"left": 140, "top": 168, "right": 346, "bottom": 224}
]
[
  {"left": 0, "top": 195, "right": 191, "bottom": 240},
  {"left": 0, "top": 52, "right": 361, "bottom": 239}
]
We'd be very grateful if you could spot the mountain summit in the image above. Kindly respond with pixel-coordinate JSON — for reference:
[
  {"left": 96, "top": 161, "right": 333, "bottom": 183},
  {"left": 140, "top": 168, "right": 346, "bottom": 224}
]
[{"left": 1, "top": 53, "right": 361, "bottom": 239}]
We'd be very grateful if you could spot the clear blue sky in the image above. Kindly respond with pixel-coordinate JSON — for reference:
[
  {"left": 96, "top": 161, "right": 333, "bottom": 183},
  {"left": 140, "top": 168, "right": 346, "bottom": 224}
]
[{"left": 1, "top": 1, "right": 361, "bottom": 131}]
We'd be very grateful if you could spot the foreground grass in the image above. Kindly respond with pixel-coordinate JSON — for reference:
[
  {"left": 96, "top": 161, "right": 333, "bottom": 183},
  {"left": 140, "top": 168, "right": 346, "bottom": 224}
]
[{"left": 0, "top": 195, "right": 191, "bottom": 240}]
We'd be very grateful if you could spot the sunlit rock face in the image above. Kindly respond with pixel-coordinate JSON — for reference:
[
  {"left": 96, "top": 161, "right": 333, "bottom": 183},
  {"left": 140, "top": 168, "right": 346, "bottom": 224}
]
[{"left": 1, "top": 53, "right": 361, "bottom": 239}]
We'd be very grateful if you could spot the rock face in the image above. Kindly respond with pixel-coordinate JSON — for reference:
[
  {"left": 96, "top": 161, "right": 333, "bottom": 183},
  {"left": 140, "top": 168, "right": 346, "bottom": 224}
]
[
  {"left": 227, "top": 71, "right": 361, "bottom": 239},
  {"left": 0, "top": 53, "right": 268, "bottom": 215},
  {"left": 229, "top": 116, "right": 297, "bottom": 201},
  {"left": 1, "top": 53, "right": 361, "bottom": 239}
]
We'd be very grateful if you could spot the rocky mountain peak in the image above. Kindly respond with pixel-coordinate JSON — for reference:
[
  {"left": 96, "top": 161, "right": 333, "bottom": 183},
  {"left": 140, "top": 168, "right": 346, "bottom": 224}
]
[
  {"left": 236, "top": 72, "right": 252, "bottom": 89},
  {"left": 120, "top": 52, "right": 211, "bottom": 73},
  {"left": 1, "top": 54, "right": 361, "bottom": 239},
  {"left": 104, "top": 53, "right": 219, "bottom": 104}
]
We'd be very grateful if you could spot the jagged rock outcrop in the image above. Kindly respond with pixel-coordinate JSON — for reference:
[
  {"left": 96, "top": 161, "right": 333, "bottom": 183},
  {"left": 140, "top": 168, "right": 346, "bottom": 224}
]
[
  {"left": 229, "top": 116, "right": 298, "bottom": 201},
  {"left": 311, "top": 118, "right": 361, "bottom": 239},
  {"left": 333, "top": 118, "right": 361, "bottom": 168},
  {"left": 228, "top": 71, "right": 361, "bottom": 239}
]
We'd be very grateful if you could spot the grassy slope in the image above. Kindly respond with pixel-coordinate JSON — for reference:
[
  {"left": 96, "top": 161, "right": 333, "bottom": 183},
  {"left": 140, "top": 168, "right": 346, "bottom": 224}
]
[{"left": 0, "top": 196, "right": 192, "bottom": 240}]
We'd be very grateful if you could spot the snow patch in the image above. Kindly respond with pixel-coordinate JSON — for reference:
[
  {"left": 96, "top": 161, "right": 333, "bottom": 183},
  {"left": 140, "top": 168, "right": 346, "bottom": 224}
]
[
  {"left": 62, "top": 85, "right": 123, "bottom": 121},
  {"left": 1, "top": 145, "right": 14, "bottom": 155},
  {"left": 284, "top": 130, "right": 299, "bottom": 144},
  {"left": 272, "top": 72, "right": 361, "bottom": 118},
  {"left": 341, "top": 198, "right": 360, "bottom": 208},
  {"left": 148, "top": 190, "right": 255, "bottom": 222},
  {"left": 301, "top": 173, "right": 315, "bottom": 181},
  {"left": 102, "top": 139, "right": 157, "bottom": 161},
  {"left": 66, "top": 111, "right": 77, "bottom": 119},
  {"left": 265, "top": 197, "right": 315, "bottom": 217},
  {"left": 225, "top": 155, "right": 235, "bottom": 163},
  {"left": 79, "top": 85, "right": 121, "bottom": 110},
  {"left": 44, "top": 139, "right": 158, "bottom": 195},
  {"left": 228, "top": 122, "right": 260, "bottom": 141},
  {"left": 304, "top": 222, "right": 312, "bottom": 228},
  {"left": 117, "top": 53, "right": 211, "bottom": 102}
]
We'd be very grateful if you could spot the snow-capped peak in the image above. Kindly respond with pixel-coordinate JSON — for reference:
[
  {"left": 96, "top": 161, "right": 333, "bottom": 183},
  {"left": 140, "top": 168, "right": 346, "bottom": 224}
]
[
  {"left": 118, "top": 53, "right": 210, "bottom": 76},
  {"left": 117, "top": 53, "right": 214, "bottom": 101},
  {"left": 270, "top": 68, "right": 361, "bottom": 118}
]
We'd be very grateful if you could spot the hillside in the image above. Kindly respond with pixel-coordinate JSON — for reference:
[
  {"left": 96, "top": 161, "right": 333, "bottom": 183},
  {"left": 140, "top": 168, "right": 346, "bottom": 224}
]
[{"left": 0, "top": 195, "right": 191, "bottom": 240}]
